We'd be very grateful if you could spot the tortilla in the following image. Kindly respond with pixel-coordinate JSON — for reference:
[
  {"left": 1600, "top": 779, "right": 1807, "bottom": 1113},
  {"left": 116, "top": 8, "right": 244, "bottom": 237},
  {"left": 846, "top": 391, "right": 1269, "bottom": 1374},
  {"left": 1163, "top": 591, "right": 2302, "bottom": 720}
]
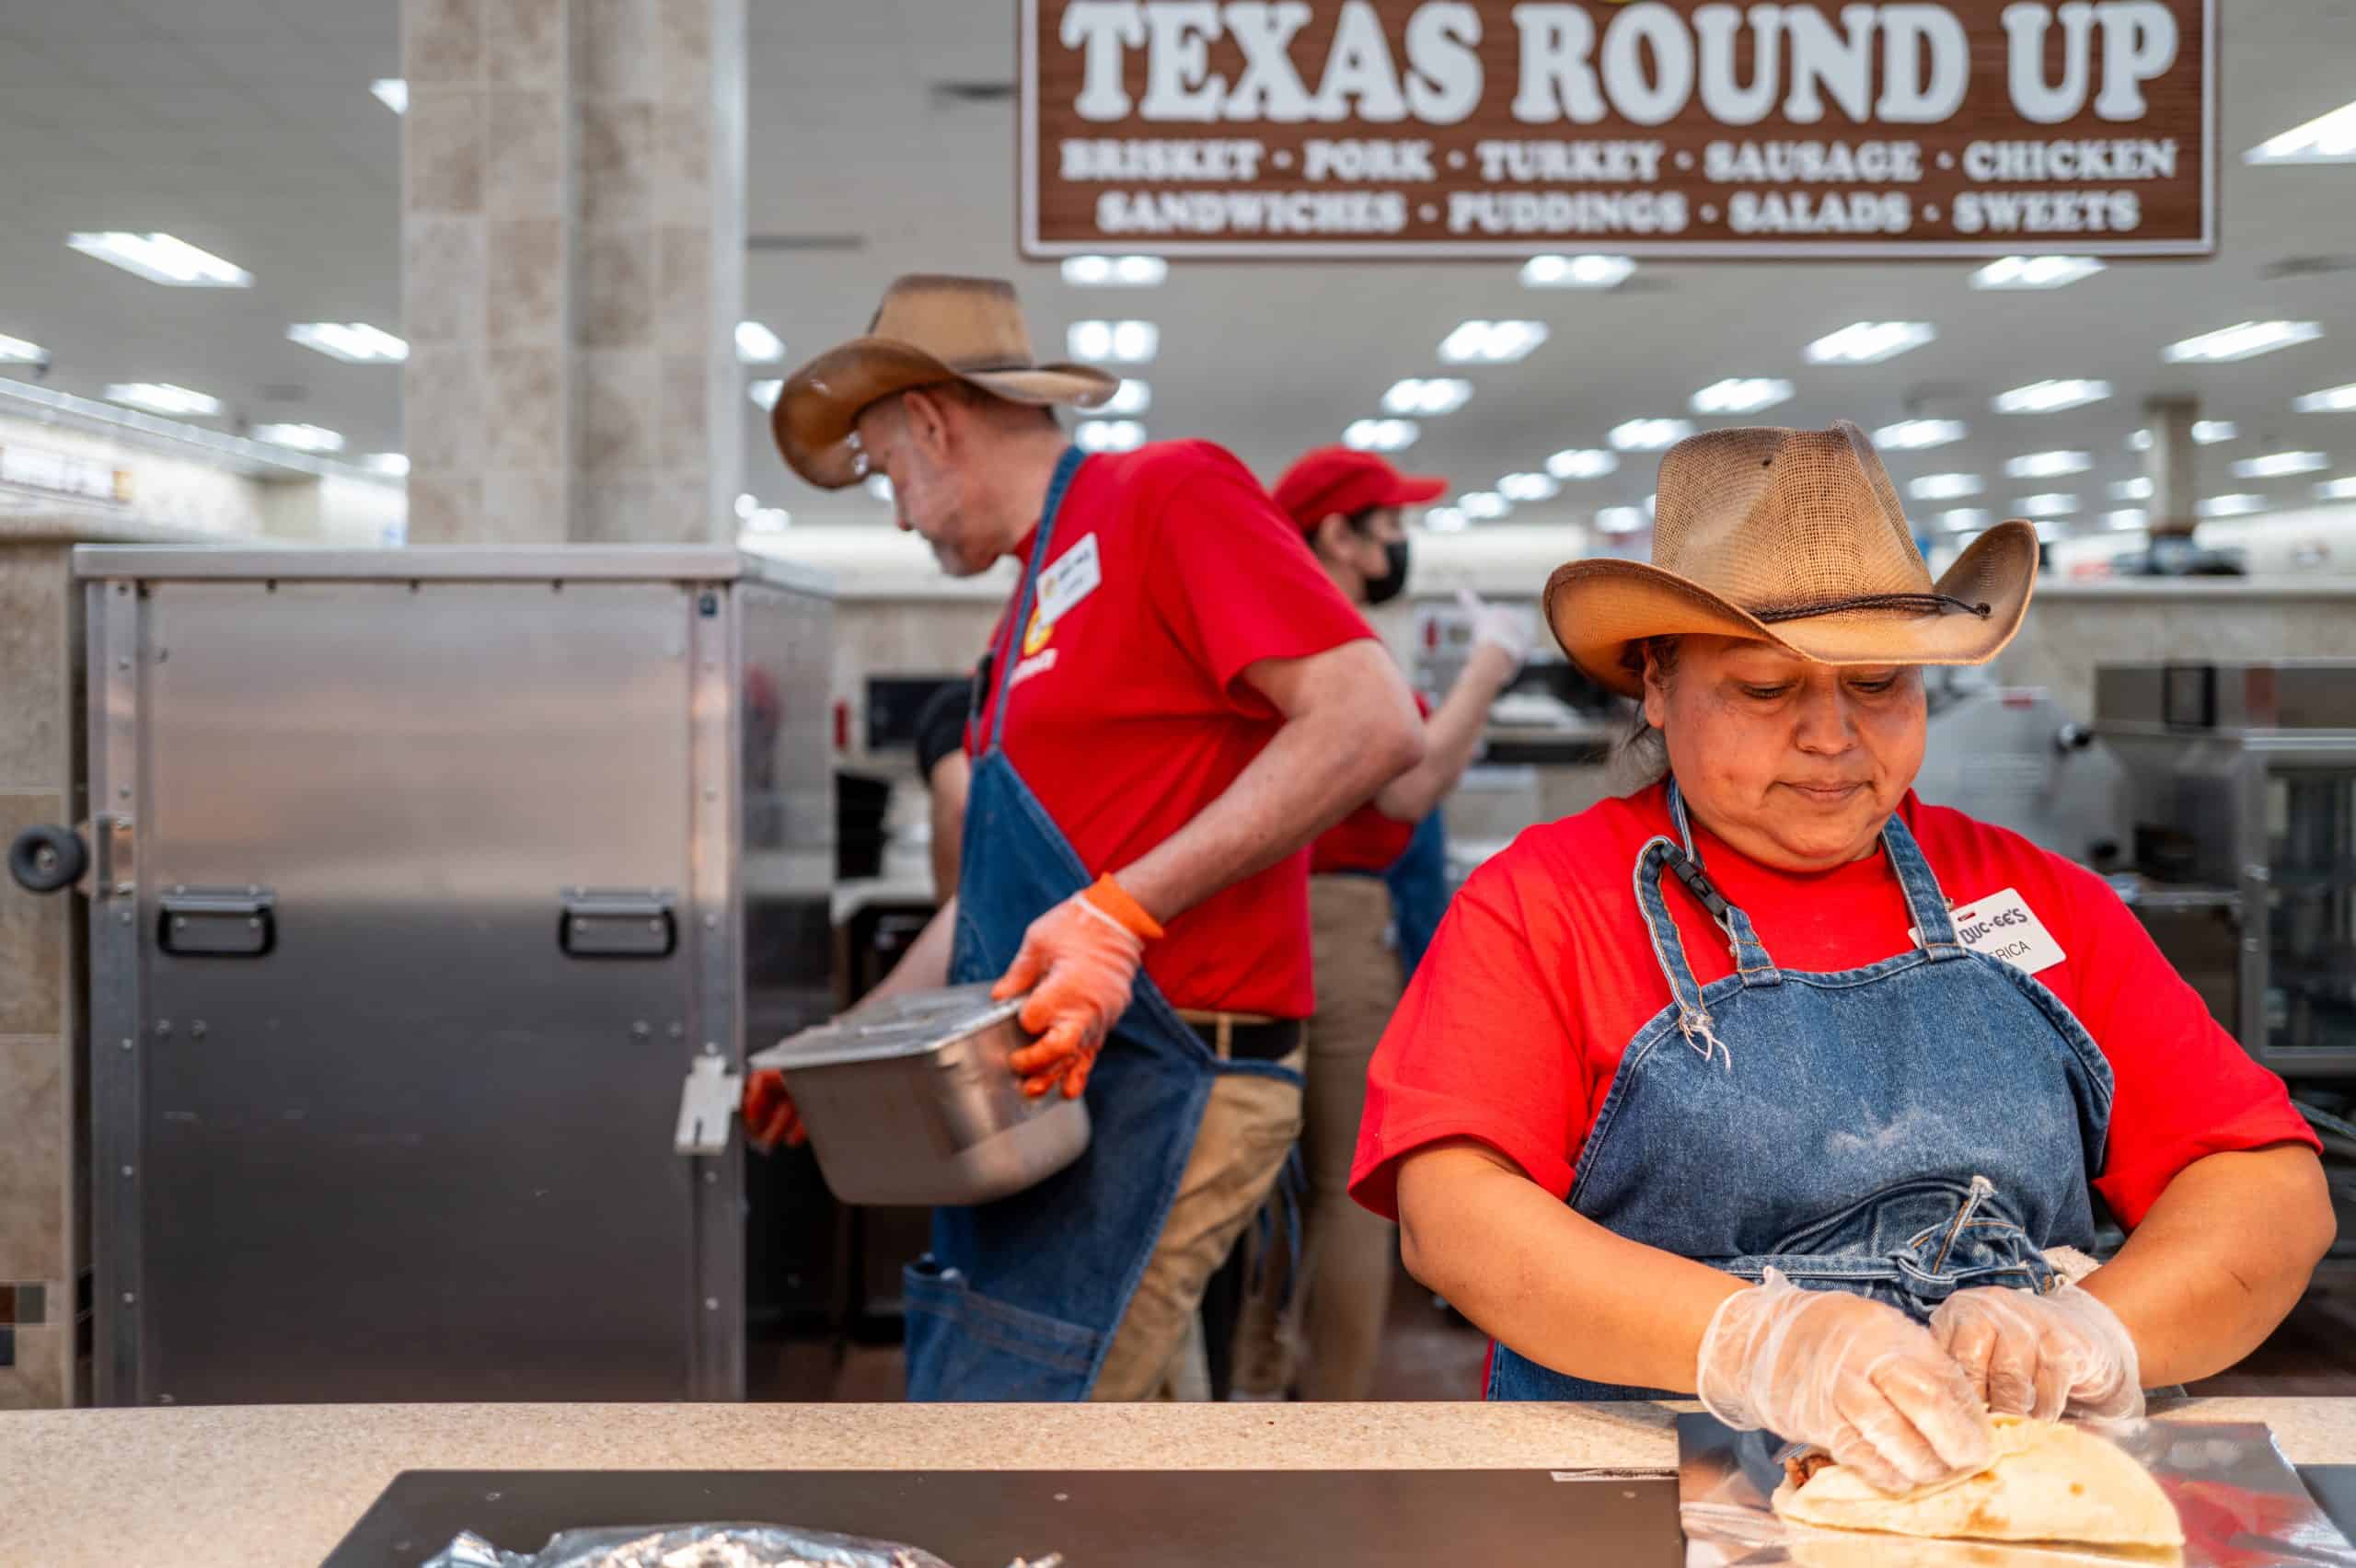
[{"left": 1771, "top": 1415, "right": 2184, "bottom": 1551}]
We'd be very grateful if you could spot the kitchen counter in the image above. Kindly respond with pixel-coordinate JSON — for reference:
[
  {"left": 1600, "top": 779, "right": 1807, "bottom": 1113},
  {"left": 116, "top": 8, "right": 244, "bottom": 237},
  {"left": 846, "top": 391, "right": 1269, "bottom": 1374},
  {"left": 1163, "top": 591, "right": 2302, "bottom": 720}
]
[{"left": 5, "top": 1397, "right": 2356, "bottom": 1564}]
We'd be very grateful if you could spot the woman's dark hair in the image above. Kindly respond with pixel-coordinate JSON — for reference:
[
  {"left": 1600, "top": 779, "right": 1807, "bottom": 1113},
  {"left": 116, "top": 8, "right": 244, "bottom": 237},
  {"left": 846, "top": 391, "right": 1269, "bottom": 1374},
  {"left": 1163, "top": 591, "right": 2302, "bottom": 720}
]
[{"left": 1611, "top": 635, "right": 1683, "bottom": 789}]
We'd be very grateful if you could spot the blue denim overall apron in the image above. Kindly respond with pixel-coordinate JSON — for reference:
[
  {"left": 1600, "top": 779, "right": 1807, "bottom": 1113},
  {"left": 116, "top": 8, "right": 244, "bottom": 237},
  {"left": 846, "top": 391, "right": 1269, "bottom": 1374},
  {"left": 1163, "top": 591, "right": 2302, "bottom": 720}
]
[
  {"left": 1488, "top": 779, "right": 2115, "bottom": 1400},
  {"left": 903, "top": 446, "right": 1304, "bottom": 1401}
]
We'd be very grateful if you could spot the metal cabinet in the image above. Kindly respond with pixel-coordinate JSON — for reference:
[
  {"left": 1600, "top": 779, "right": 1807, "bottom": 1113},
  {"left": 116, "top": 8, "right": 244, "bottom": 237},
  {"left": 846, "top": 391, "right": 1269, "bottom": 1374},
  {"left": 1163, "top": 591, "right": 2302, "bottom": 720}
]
[
  {"left": 2096, "top": 661, "right": 2356, "bottom": 1077},
  {"left": 64, "top": 546, "right": 833, "bottom": 1406}
]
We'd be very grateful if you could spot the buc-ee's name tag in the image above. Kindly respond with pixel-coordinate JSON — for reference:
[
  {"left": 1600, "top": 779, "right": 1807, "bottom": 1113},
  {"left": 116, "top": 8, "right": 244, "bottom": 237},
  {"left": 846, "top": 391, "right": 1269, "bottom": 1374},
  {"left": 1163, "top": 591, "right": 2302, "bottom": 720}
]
[
  {"left": 1036, "top": 534, "right": 1103, "bottom": 625},
  {"left": 1911, "top": 887, "right": 2065, "bottom": 975}
]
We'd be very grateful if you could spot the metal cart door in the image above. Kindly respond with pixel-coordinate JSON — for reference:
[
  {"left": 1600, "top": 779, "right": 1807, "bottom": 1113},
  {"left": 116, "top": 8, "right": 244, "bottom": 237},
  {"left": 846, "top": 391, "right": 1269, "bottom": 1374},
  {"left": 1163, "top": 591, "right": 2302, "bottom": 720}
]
[{"left": 88, "top": 575, "right": 736, "bottom": 1405}]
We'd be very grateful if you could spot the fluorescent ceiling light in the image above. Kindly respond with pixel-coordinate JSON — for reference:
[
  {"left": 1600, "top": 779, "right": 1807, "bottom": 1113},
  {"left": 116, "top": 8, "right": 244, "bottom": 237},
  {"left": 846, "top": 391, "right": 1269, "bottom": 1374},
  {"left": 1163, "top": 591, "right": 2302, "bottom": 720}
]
[
  {"left": 2245, "top": 101, "right": 2356, "bottom": 164},
  {"left": 287, "top": 321, "right": 409, "bottom": 363},
  {"left": 1060, "top": 254, "right": 1167, "bottom": 287},
  {"left": 2233, "top": 450, "right": 2328, "bottom": 478},
  {"left": 1068, "top": 319, "right": 1158, "bottom": 363},
  {"left": 1343, "top": 418, "right": 1417, "bottom": 453},
  {"left": 865, "top": 476, "right": 895, "bottom": 502},
  {"left": 1089, "top": 379, "right": 1149, "bottom": 417},
  {"left": 2293, "top": 384, "right": 2356, "bottom": 413},
  {"left": 2129, "top": 422, "right": 2234, "bottom": 447},
  {"left": 1075, "top": 419, "right": 1145, "bottom": 453},
  {"left": 2316, "top": 477, "right": 2356, "bottom": 501},
  {"left": 1545, "top": 447, "right": 1618, "bottom": 480},
  {"left": 364, "top": 453, "right": 409, "bottom": 477},
  {"left": 1498, "top": 472, "right": 1560, "bottom": 502},
  {"left": 1937, "top": 508, "right": 1989, "bottom": 532},
  {"left": 1908, "top": 473, "right": 1982, "bottom": 500},
  {"left": 742, "top": 507, "right": 791, "bottom": 535},
  {"left": 747, "top": 379, "right": 782, "bottom": 410},
  {"left": 2034, "top": 521, "right": 2063, "bottom": 542},
  {"left": 734, "top": 320, "right": 786, "bottom": 363},
  {"left": 2164, "top": 320, "right": 2323, "bottom": 363},
  {"left": 1520, "top": 254, "right": 1634, "bottom": 289},
  {"left": 372, "top": 78, "right": 409, "bottom": 114},
  {"left": 251, "top": 421, "right": 344, "bottom": 453},
  {"left": 0, "top": 332, "right": 44, "bottom": 363},
  {"left": 1969, "top": 255, "right": 2106, "bottom": 291},
  {"left": 2110, "top": 477, "right": 2154, "bottom": 500},
  {"left": 1596, "top": 505, "right": 1648, "bottom": 533},
  {"left": 1803, "top": 321, "right": 1934, "bottom": 365},
  {"left": 2105, "top": 508, "right": 2150, "bottom": 530},
  {"left": 1381, "top": 378, "right": 1472, "bottom": 417},
  {"left": 1690, "top": 377, "right": 1794, "bottom": 415},
  {"left": 1874, "top": 419, "right": 1965, "bottom": 450},
  {"left": 2015, "top": 492, "right": 2081, "bottom": 515},
  {"left": 1438, "top": 319, "right": 1548, "bottom": 364},
  {"left": 1423, "top": 506, "right": 1469, "bottom": 533},
  {"left": 103, "top": 382, "right": 220, "bottom": 417},
  {"left": 2200, "top": 494, "right": 2267, "bottom": 517},
  {"left": 1609, "top": 417, "right": 1693, "bottom": 451},
  {"left": 1458, "top": 490, "right": 1511, "bottom": 521},
  {"left": 2004, "top": 450, "right": 2092, "bottom": 478},
  {"left": 70, "top": 231, "right": 251, "bottom": 288},
  {"left": 733, "top": 492, "right": 757, "bottom": 520},
  {"left": 1992, "top": 378, "right": 2110, "bottom": 413}
]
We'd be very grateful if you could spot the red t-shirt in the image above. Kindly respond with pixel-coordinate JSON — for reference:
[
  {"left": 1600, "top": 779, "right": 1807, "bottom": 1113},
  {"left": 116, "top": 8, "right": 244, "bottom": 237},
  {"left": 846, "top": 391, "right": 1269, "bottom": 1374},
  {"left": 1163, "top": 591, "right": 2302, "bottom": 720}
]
[
  {"left": 1311, "top": 692, "right": 1431, "bottom": 874},
  {"left": 1351, "top": 782, "right": 2316, "bottom": 1229},
  {"left": 972, "top": 441, "right": 1377, "bottom": 1018}
]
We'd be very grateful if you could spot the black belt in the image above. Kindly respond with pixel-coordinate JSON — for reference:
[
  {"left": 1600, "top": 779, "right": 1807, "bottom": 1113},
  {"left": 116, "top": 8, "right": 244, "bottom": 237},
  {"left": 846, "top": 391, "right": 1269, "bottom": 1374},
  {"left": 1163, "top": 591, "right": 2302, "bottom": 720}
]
[{"left": 1179, "top": 1012, "right": 1304, "bottom": 1062}]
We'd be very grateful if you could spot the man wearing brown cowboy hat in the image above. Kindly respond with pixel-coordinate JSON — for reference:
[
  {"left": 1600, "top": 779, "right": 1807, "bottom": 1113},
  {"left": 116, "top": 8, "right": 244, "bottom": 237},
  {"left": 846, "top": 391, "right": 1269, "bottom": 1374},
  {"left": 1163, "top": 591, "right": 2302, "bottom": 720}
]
[
  {"left": 747, "top": 273, "right": 1427, "bottom": 1402},
  {"left": 1351, "top": 421, "right": 2327, "bottom": 1488}
]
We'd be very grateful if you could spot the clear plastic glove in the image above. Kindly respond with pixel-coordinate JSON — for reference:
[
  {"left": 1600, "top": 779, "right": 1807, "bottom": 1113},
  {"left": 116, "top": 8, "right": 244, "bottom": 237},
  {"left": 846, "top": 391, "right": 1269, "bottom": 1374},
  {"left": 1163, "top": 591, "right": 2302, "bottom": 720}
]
[
  {"left": 740, "top": 1067, "right": 805, "bottom": 1152},
  {"left": 1931, "top": 1284, "right": 2142, "bottom": 1423},
  {"left": 993, "top": 873, "right": 1162, "bottom": 1100},
  {"left": 1699, "top": 1269, "right": 1995, "bottom": 1496},
  {"left": 1456, "top": 587, "right": 1535, "bottom": 670}
]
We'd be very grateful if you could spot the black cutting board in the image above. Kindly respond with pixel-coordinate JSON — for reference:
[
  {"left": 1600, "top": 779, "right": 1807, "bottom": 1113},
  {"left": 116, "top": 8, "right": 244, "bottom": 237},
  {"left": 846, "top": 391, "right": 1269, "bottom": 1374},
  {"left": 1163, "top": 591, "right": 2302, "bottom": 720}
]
[{"left": 320, "top": 1467, "right": 1680, "bottom": 1566}]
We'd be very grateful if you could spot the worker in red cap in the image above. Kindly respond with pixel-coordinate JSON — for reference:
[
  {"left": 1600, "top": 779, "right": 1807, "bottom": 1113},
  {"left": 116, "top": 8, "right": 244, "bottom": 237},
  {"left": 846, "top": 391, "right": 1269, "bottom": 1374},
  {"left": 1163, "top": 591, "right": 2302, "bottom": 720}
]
[{"left": 1228, "top": 446, "right": 1533, "bottom": 1401}]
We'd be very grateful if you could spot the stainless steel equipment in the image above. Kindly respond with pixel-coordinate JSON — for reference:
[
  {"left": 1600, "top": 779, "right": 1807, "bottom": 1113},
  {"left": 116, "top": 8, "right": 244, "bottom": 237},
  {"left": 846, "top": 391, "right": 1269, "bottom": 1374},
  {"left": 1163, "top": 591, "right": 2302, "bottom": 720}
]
[
  {"left": 753, "top": 983, "right": 1090, "bottom": 1206},
  {"left": 1914, "top": 670, "right": 2129, "bottom": 867},
  {"left": 7, "top": 545, "right": 833, "bottom": 1406},
  {"left": 2096, "top": 661, "right": 2356, "bottom": 1076}
]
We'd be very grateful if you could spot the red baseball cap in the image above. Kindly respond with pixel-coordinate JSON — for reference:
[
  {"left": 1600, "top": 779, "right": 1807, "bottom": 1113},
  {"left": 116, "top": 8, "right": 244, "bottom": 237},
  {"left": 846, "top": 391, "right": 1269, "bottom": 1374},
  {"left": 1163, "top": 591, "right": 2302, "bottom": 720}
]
[{"left": 1273, "top": 447, "right": 1448, "bottom": 532}]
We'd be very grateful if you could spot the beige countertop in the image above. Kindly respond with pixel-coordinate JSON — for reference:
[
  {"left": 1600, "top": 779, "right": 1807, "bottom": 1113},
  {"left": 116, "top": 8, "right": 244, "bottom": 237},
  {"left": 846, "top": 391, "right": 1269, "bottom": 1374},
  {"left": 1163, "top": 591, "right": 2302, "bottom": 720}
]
[{"left": 2, "top": 1397, "right": 2354, "bottom": 1565}]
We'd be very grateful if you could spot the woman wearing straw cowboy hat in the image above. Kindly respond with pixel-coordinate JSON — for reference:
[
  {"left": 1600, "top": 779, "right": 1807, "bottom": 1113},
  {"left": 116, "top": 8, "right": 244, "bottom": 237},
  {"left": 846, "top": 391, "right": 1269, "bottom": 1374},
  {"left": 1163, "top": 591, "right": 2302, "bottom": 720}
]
[
  {"left": 744, "top": 273, "right": 1426, "bottom": 1402},
  {"left": 1349, "top": 421, "right": 2331, "bottom": 1490}
]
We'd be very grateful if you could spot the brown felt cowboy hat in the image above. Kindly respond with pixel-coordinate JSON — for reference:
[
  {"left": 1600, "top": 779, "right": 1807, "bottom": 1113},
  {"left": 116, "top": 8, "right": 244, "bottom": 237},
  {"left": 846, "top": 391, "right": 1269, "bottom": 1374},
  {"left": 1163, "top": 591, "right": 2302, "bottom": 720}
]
[
  {"left": 1546, "top": 421, "right": 2038, "bottom": 698},
  {"left": 772, "top": 273, "right": 1120, "bottom": 489}
]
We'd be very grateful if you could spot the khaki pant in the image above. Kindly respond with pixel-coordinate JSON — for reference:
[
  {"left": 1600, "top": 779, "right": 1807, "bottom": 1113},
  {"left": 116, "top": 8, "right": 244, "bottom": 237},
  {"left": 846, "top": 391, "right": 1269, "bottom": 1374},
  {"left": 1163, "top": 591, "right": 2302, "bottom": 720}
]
[
  {"left": 1090, "top": 1045, "right": 1306, "bottom": 1401},
  {"left": 1232, "top": 875, "right": 1403, "bottom": 1401}
]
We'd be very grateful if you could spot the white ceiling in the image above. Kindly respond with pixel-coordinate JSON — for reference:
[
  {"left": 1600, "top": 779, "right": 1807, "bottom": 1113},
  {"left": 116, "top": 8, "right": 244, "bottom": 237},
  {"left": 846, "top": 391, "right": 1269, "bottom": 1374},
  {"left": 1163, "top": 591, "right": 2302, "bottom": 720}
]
[{"left": 4, "top": 1, "right": 2355, "bottom": 538}]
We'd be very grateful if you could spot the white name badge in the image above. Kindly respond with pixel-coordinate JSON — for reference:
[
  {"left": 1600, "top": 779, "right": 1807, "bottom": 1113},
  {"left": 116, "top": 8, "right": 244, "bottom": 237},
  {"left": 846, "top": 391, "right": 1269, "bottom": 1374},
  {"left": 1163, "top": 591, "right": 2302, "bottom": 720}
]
[
  {"left": 1911, "top": 886, "right": 2065, "bottom": 975},
  {"left": 1035, "top": 533, "right": 1103, "bottom": 626}
]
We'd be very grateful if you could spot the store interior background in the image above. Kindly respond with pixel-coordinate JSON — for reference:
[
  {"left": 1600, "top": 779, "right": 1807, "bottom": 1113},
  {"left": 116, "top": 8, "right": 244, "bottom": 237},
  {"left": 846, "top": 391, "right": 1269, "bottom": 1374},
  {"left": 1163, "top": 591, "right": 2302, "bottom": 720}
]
[{"left": 4, "top": 0, "right": 2356, "bottom": 1405}]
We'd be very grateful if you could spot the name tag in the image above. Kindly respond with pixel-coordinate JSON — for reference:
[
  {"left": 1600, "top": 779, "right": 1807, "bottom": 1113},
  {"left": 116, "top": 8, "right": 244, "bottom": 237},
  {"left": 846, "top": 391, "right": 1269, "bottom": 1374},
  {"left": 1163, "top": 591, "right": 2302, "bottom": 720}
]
[
  {"left": 1035, "top": 533, "right": 1103, "bottom": 626},
  {"left": 1911, "top": 886, "right": 2065, "bottom": 975}
]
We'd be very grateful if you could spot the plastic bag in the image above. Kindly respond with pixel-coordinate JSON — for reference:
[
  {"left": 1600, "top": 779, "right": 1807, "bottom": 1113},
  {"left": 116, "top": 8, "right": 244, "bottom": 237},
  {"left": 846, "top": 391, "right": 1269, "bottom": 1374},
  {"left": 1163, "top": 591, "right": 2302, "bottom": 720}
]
[{"left": 422, "top": 1522, "right": 957, "bottom": 1568}]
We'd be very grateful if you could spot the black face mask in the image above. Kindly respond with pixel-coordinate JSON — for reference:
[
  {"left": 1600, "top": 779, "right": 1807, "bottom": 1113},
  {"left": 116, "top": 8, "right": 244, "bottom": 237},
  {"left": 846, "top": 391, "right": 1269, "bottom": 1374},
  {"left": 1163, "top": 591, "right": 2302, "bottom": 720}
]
[{"left": 1363, "top": 537, "right": 1411, "bottom": 605}]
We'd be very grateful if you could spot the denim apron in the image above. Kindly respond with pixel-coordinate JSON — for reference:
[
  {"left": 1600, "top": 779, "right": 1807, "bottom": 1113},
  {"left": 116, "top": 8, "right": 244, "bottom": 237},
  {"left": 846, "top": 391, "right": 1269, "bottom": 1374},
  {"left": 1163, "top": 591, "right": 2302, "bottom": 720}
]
[
  {"left": 903, "top": 446, "right": 1304, "bottom": 1401},
  {"left": 1488, "top": 778, "right": 2115, "bottom": 1400}
]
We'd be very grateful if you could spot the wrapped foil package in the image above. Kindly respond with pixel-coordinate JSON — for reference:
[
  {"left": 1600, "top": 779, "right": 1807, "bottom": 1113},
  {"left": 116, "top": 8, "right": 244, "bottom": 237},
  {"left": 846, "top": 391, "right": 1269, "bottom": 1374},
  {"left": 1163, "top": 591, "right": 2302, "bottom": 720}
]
[
  {"left": 1679, "top": 1413, "right": 2356, "bottom": 1567},
  {"left": 421, "top": 1522, "right": 1013, "bottom": 1568}
]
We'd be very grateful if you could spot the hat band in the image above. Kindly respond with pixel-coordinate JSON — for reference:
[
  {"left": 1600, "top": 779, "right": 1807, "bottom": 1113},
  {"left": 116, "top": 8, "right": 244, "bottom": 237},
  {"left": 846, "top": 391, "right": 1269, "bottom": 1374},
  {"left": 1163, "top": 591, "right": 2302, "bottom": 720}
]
[{"left": 1750, "top": 591, "right": 1993, "bottom": 625}]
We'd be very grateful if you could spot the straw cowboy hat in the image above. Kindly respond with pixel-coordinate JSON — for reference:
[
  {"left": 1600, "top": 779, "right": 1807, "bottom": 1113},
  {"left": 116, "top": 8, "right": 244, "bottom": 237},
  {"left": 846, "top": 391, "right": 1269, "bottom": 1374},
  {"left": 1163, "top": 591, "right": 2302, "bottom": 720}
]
[
  {"left": 1546, "top": 421, "right": 2038, "bottom": 698},
  {"left": 772, "top": 273, "right": 1120, "bottom": 489}
]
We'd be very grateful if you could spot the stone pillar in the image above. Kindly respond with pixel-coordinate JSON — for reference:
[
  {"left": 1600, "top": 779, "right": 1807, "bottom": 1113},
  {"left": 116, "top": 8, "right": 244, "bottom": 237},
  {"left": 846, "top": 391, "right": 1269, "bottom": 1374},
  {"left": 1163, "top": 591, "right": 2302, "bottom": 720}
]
[
  {"left": 401, "top": 0, "right": 745, "bottom": 545},
  {"left": 2144, "top": 396, "right": 2200, "bottom": 540}
]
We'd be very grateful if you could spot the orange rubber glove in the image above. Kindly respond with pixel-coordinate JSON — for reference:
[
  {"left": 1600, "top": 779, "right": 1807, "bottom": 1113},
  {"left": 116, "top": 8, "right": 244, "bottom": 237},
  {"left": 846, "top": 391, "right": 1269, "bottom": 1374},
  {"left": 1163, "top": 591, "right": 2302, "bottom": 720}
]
[
  {"left": 993, "top": 873, "right": 1163, "bottom": 1100},
  {"left": 741, "top": 1067, "right": 806, "bottom": 1152}
]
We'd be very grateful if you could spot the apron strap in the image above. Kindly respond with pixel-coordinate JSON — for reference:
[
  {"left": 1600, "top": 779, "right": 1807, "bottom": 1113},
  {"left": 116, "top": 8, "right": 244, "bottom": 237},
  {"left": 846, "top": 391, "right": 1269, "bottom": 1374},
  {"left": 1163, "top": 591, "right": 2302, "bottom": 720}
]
[
  {"left": 979, "top": 445, "right": 1089, "bottom": 758},
  {"left": 1633, "top": 838, "right": 1733, "bottom": 1066},
  {"left": 1881, "top": 807, "right": 1967, "bottom": 959},
  {"left": 1660, "top": 778, "right": 1781, "bottom": 984}
]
